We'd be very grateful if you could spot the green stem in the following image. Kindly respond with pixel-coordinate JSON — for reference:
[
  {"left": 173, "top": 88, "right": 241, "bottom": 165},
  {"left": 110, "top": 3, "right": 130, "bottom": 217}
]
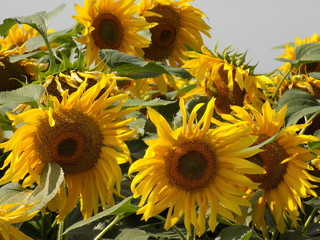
[
  {"left": 271, "top": 229, "right": 279, "bottom": 240},
  {"left": 187, "top": 225, "right": 195, "bottom": 240},
  {"left": 57, "top": 220, "right": 64, "bottom": 240},
  {"left": 302, "top": 208, "right": 318, "bottom": 234},
  {"left": 94, "top": 214, "right": 124, "bottom": 240},
  {"left": 271, "top": 68, "right": 293, "bottom": 101},
  {"left": 154, "top": 215, "right": 187, "bottom": 240}
]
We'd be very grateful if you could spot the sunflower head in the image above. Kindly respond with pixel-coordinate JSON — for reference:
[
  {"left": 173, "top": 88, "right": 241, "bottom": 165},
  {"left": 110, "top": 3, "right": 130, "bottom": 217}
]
[
  {"left": 0, "top": 75, "right": 139, "bottom": 220},
  {"left": 0, "top": 57, "right": 38, "bottom": 92},
  {"left": 183, "top": 45, "right": 269, "bottom": 114},
  {"left": 278, "top": 33, "right": 320, "bottom": 74},
  {"left": 73, "top": 0, "right": 154, "bottom": 67},
  {"left": 0, "top": 24, "right": 40, "bottom": 55},
  {"left": 270, "top": 73, "right": 320, "bottom": 99},
  {"left": 129, "top": 98, "right": 265, "bottom": 236},
  {"left": 138, "top": 0, "right": 211, "bottom": 66},
  {"left": 219, "top": 101, "right": 319, "bottom": 233}
]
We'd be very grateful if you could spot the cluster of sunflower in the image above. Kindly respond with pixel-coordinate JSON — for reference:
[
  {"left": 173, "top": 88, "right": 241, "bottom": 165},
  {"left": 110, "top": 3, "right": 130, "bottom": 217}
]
[{"left": 1, "top": 0, "right": 320, "bottom": 239}]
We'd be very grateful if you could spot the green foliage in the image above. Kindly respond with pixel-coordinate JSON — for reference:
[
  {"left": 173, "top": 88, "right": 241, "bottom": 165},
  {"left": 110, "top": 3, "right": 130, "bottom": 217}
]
[
  {"left": 63, "top": 197, "right": 137, "bottom": 235},
  {"left": 0, "top": 163, "right": 63, "bottom": 212},
  {"left": 0, "top": 84, "right": 44, "bottom": 110},
  {"left": 99, "top": 49, "right": 192, "bottom": 79},
  {"left": 215, "top": 225, "right": 253, "bottom": 240},
  {"left": 276, "top": 89, "right": 320, "bottom": 126},
  {"left": 276, "top": 43, "right": 320, "bottom": 69}
]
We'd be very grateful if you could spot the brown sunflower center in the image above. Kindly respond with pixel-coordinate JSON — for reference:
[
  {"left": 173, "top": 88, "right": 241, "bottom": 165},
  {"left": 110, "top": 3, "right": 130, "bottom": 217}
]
[
  {"left": 205, "top": 65, "right": 246, "bottom": 114},
  {"left": 0, "top": 57, "right": 32, "bottom": 92},
  {"left": 300, "top": 62, "right": 320, "bottom": 74},
  {"left": 143, "top": 4, "right": 181, "bottom": 61},
  {"left": 166, "top": 139, "right": 216, "bottom": 192},
  {"left": 246, "top": 134, "right": 288, "bottom": 190},
  {"left": 92, "top": 13, "right": 124, "bottom": 50},
  {"left": 34, "top": 109, "right": 102, "bottom": 174}
]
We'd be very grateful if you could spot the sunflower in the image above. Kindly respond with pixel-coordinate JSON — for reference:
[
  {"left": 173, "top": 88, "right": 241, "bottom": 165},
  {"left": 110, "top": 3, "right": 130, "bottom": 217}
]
[
  {"left": 129, "top": 98, "right": 265, "bottom": 236},
  {"left": 73, "top": 0, "right": 154, "bottom": 67},
  {"left": 0, "top": 202, "right": 39, "bottom": 240},
  {"left": 0, "top": 24, "right": 43, "bottom": 92},
  {"left": 138, "top": 0, "right": 211, "bottom": 67},
  {"left": 269, "top": 73, "right": 320, "bottom": 99},
  {"left": 217, "top": 101, "right": 319, "bottom": 234},
  {"left": 0, "top": 24, "right": 41, "bottom": 55},
  {"left": 43, "top": 70, "right": 124, "bottom": 102},
  {"left": 0, "top": 74, "right": 139, "bottom": 220},
  {"left": 183, "top": 46, "right": 272, "bottom": 114},
  {"left": 278, "top": 33, "right": 320, "bottom": 74}
]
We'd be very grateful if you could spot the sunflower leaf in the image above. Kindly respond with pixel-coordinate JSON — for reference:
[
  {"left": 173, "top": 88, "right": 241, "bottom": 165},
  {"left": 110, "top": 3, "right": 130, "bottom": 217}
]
[
  {"left": 304, "top": 197, "right": 320, "bottom": 209},
  {"left": 309, "top": 72, "right": 320, "bottom": 80},
  {"left": 11, "top": 4, "right": 66, "bottom": 35},
  {"left": 0, "top": 163, "right": 63, "bottom": 213},
  {"left": 215, "top": 225, "right": 253, "bottom": 240},
  {"left": 63, "top": 197, "right": 137, "bottom": 234},
  {"left": 99, "top": 49, "right": 192, "bottom": 79},
  {"left": 0, "top": 18, "right": 17, "bottom": 37},
  {"left": 0, "top": 84, "right": 44, "bottom": 107},
  {"left": 123, "top": 98, "right": 175, "bottom": 108},
  {"left": 25, "top": 163, "right": 64, "bottom": 213},
  {"left": 276, "top": 43, "right": 320, "bottom": 67},
  {"left": 115, "top": 228, "right": 149, "bottom": 240},
  {"left": 276, "top": 89, "right": 320, "bottom": 125}
]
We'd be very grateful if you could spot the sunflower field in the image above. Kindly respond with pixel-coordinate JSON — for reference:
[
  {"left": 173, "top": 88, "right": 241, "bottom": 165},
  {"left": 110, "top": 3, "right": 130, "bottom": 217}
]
[{"left": 2, "top": 1, "right": 320, "bottom": 239}]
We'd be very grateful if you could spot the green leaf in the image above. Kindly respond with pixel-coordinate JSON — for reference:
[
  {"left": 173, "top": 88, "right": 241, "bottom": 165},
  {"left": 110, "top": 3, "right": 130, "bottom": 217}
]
[
  {"left": 63, "top": 197, "right": 137, "bottom": 234},
  {"left": 275, "top": 43, "right": 320, "bottom": 67},
  {"left": 25, "top": 27, "right": 77, "bottom": 53},
  {"left": 123, "top": 98, "right": 175, "bottom": 108},
  {"left": 0, "top": 18, "right": 17, "bottom": 37},
  {"left": 25, "top": 163, "right": 64, "bottom": 213},
  {"left": 295, "top": 43, "right": 320, "bottom": 62},
  {"left": 9, "top": 51, "right": 45, "bottom": 63},
  {"left": 0, "top": 84, "right": 44, "bottom": 107},
  {"left": 99, "top": 49, "right": 192, "bottom": 79},
  {"left": 304, "top": 197, "right": 320, "bottom": 209},
  {"left": 115, "top": 228, "right": 149, "bottom": 240},
  {"left": 309, "top": 72, "right": 320, "bottom": 80},
  {"left": 12, "top": 4, "right": 66, "bottom": 35},
  {"left": 216, "top": 225, "right": 253, "bottom": 240},
  {"left": 286, "top": 106, "right": 320, "bottom": 126},
  {"left": 276, "top": 89, "right": 320, "bottom": 125},
  {"left": 0, "top": 163, "right": 63, "bottom": 213}
]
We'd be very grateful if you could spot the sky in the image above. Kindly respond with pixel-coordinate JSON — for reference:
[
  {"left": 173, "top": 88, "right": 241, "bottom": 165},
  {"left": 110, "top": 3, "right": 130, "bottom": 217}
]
[{"left": 1, "top": 0, "right": 320, "bottom": 73}]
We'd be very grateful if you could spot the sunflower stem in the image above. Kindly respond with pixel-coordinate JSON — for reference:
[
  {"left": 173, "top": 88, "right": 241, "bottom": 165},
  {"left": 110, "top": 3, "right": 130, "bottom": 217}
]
[
  {"left": 271, "top": 67, "right": 293, "bottom": 101},
  {"left": 94, "top": 214, "right": 123, "bottom": 240},
  {"left": 302, "top": 208, "right": 318, "bottom": 234},
  {"left": 187, "top": 225, "right": 195, "bottom": 240},
  {"left": 57, "top": 220, "right": 64, "bottom": 240},
  {"left": 271, "top": 229, "right": 279, "bottom": 240},
  {"left": 154, "top": 215, "right": 187, "bottom": 240}
]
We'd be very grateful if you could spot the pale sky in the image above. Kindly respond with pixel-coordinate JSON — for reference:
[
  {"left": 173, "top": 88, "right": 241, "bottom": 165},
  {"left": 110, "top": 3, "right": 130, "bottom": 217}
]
[{"left": 1, "top": 0, "right": 320, "bottom": 73}]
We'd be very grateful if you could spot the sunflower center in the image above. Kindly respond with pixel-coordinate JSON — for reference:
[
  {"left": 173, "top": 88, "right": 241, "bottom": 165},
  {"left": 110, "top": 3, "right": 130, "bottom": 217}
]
[
  {"left": 143, "top": 4, "right": 181, "bottom": 61},
  {"left": 166, "top": 139, "right": 216, "bottom": 192},
  {"left": 57, "top": 137, "right": 78, "bottom": 157},
  {"left": 246, "top": 134, "right": 288, "bottom": 190},
  {"left": 92, "top": 13, "right": 124, "bottom": 50},
  {"left": 206, "top": 65, "right": 245, "bottom": 114},
  {"left": 0, "top": 57, "right": 31, "bottom": 92},
  {"left": 34, "top": 109, "right": 102, "bottom": 174}
]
